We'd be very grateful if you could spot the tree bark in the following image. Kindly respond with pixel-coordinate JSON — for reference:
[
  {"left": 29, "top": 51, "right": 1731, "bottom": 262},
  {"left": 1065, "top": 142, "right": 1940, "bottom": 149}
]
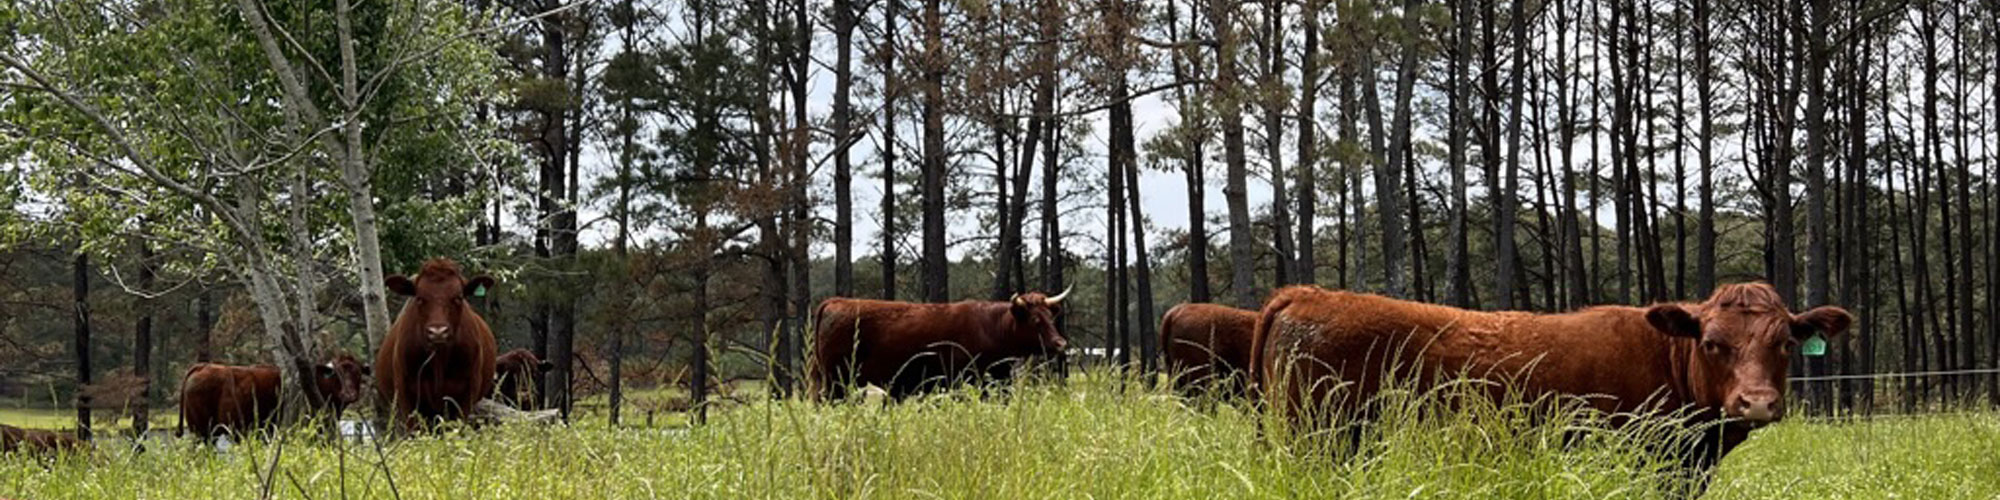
[
  {"left": 882, "top": 0, "right": 902, "bottom": 300},
  {"left": 1126, "top": 134, "right": 1159, "bottom": 373},
  {"left": 920, "top": 0, "right": 949, "bottom": 303},
  {"left": 1172, "top": 0, "right": 1212, "bottom": 303},
  {"left": 131, "top": 238, "right": 156, "bottom": 437},
  {"left": 1263, "top": 0, "right": 1295, "bottom": 286},
  {"left": 1379, "top": 0, "right": 1422, "bottom": 298},
  {"left": 73, "top": 253, "right": 91, "bottom": 442},
  {"left": 1497, "top": 0, "right": 1529, "bottom": 309},
  {"left": 1295, "top": 0, "right": 1320, "bottom": 286},
  {"left": 1694, "top": 0, "right": 1715, "bottom": 295},
  {"left": 1212, "top": 0, "right": 1256, "bottom": 309},
  {"left": 1446, "top": 0, "right": 1472, "bottom": 308},
  {"left": 833, "top": 0, "right": 856, "bottom": 298}
]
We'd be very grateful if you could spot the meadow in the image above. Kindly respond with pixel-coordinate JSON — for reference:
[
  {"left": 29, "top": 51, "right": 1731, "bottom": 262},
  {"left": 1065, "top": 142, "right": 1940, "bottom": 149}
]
[{"left": 2, "top": 372, "right": 1995, "bottom": 500}]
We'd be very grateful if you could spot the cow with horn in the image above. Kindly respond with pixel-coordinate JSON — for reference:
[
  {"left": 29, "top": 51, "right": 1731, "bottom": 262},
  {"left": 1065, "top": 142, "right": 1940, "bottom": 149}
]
[{"left": 809, "top": 287, "right": 1072, "bottom": 401}]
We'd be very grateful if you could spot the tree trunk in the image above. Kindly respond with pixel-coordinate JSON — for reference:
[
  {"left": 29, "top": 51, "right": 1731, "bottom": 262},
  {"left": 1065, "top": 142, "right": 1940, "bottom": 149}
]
[
  {"left": 1212, "top": 0, "right": 1256, "bottom": 309},
  {"left": 833, "top": 0, "right": 856, "bottom": 298},
  {"left": 1446, "top": 0, "right": 1472, "bottom": 308},
  {"left": 131, "top": 238, "right": 156, "bottom": 437},
  {"left": 920, "top": 0, "right": 948, "bottom": 303},
  {"left": 1126, "top": 135, "right": 1159, "bottom": 373},
  {"left": 1694, "top": 0, "right": 1715, "bottom": 295},
  {"left": 1263, "top": 0, "right": 1294, "bottom": 286},
  {"left": 882, "top": 0, "right": 902, "bottom": 300},
  {"left": 1380, "top": 0, "right": 1423, "bottom": 298},
  {"left": 788, "top": 0, "right": 813, "bottom": 401},
  {"left": 1172, "top": 0, "right": 1212, "bottom": 303},
  {"left": 1803, "top": 0, "right": 1832, "bottom": 410},
  {"left": 1497, "top": 0, "right": 1528, "bottom": 309},
  {"left": 1557, "top": 0, "right": 1586, "bottom": 309},
  {"left": 73, "top": 253, "right": 91, "bottom": 442},
  {"left": 1295, "top": 0, "right": 1320, "bottom": 286}
]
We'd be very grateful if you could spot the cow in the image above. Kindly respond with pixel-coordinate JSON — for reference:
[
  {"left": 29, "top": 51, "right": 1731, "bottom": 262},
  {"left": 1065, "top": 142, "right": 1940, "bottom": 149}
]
[
  {"left": 0, "top": 424, "right": 86, "bottom": 456},
  {"left": 1160, "top": 303, "right": 1259, "bottom": 399},
  {"left": 376, "top": 258, "right": 499, "bottom": 431},
  {"left": 810, "top": 288, "right": 1071, "bottom": 401},
  {"left": 1252, "top": 283, "right": 1851, "bottom": 477},
  {"left": 493, "top": 348, "right": 555, "bottom": 410},
  {"left": 176, "top": 353, "right": 368, "bottom": 440}
]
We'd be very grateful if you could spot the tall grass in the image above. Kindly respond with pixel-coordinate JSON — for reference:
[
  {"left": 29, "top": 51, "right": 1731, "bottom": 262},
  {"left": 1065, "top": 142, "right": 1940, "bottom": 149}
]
[{"left": 2, "top": 370, "right": 1991, "bottom": 499}]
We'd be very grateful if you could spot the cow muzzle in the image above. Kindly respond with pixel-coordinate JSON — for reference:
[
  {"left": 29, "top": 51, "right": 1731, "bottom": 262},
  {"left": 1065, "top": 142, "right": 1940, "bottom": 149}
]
[
  {"left": 1730, "top": 390, "right": 1783, "bottom": 425},
  {"left": 425, "top": 325, "right": 452, "bottom": 344}
]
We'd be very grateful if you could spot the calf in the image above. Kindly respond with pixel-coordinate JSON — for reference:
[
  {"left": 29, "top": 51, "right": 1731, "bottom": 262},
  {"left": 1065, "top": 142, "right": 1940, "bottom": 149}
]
[
  {"left": 0, "top": 424, "right": 86, "bottom": 456},
  {"left": 177, "top": 353, "right": 368, "bottom": 440},
  {"left": 1160, "top": 303, "right": 1259, "bottom": 399},
  {"left": 493, "top": 348, "right": 555, "bottom": 410}
]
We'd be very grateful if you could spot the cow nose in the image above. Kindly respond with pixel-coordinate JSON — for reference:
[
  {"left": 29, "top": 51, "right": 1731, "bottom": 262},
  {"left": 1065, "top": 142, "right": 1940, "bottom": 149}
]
[
  {"left": 427, "top": 325, "right": 450, "bottom": 335},
  {"left": 1734, "top": 391, "right": 1782, "bottom": 423},
  {"left": 1050, "top": 337, "right": 1069, "bottom": 352}
]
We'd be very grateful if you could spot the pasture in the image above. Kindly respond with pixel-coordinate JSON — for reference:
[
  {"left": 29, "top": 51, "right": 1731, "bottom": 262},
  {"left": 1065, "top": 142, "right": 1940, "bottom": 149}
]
[{"left": 4, "top": 372, "right": 1993, "bottom": 500}]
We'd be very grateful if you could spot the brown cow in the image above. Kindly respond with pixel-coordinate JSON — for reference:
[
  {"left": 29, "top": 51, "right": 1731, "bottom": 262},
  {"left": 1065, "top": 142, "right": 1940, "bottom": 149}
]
[
  {"left": 493, "top": 348, "right": 555, "bottom": 410},
  {"left": 0, "top": 424, "right": 86, "bottom": 456},
  {"left": 810, "top": 289, "right": 1071, "bottom": 401},
  {"left": 376, "top": 258, "right": 498, "bottom": 431},
  {"left": 1253, "top": 283, "right": 1851, "bottom": 474},
  {"left": 1160, "top": 303, "right": 1259, "bottom": 399},
  {"left": 177, "top": 353, "right": 369, "bottom": 440}
]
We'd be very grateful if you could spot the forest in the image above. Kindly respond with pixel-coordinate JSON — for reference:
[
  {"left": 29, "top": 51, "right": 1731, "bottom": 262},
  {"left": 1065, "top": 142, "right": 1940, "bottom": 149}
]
[{"left": 2, "top": 0, "right": 1997, "bottom": 437}]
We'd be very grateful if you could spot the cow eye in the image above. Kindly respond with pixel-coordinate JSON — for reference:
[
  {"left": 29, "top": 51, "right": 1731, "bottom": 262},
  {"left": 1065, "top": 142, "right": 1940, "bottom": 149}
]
[{"left": 1701, "top": 340, "right": 1730, "bottom": 356}]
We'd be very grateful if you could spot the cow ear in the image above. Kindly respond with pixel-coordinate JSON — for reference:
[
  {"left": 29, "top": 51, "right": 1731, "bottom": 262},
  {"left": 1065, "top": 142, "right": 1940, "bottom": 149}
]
[
  {"left": 1644, "top": 304, "right": 1703, "bottom": 338},
  {"left": 464, "top": 276, "right": 496, "bottom": 298},
  {"left": 1793, "top": 306, "right": 1854, "bottom": 339},
  {"left": 386, "top": 275, "right": 416, "bottom": 296}
]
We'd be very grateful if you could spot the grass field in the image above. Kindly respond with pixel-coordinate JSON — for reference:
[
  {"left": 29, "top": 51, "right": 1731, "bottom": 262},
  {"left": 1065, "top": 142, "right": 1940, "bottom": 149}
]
[{"left": 2, "top": 372, "right": 1994, "bottom": 499}]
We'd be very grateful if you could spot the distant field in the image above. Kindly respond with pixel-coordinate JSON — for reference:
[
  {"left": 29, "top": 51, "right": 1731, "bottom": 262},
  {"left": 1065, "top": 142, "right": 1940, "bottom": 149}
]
[{"left": 2, "top": 373, "right": 1993, "bottom": 500}]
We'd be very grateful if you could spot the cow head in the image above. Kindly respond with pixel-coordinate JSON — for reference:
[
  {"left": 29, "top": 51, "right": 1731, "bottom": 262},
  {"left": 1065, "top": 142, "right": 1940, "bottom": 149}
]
[
  {"left": 314, "top": 353, "right": 369, "bottom": 409},
  {"left": 1008, "top": 286, "right": 1072, "bottom": 354},
  {"left": 496, "top": 349, "right": 555, "bottom": 381},
  {"left": 386, "top": 258, "right": 496, "bottom": 346},
  {"left": 1645, "top": 283, "right": 1853, "bottom": 427}
]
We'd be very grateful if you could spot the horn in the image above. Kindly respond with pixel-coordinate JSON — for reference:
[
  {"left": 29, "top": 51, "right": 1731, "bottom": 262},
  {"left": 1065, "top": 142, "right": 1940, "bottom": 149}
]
[{"left": 1046, "top": 285, "right": 1073, "bottom": 306}]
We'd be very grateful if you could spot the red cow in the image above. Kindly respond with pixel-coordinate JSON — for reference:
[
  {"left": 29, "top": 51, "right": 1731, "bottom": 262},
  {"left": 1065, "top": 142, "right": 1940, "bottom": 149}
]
[
  {"left": 0, "top": 424, "right": 86, "bottom": 456},
  {"left": 1159, "top": 303, "right": 1259, "bottom": 398},
  {"left": 810, "top": 289, "right": 1071, "bottom": 400},
  {"left": 1253, "top": 283, "right": 1851, "bottom": 474},
  {"left": 376, "top": 258, "right": 498, "bottom": 430},
  {"left": 177, "top": 353, "right": 368, "bottom": 439},
  {"left": 493, "top": 348, "right": 555, "bottom": 410}
]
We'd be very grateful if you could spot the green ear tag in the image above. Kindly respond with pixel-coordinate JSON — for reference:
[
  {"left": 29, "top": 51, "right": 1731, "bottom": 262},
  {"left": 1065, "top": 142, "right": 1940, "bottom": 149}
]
[
  {"left": 1801, "top": 335, "right": 1828, "bottom": 357},
  {"left": 473, "top": 285, "right": 487, "bottom": 298}
]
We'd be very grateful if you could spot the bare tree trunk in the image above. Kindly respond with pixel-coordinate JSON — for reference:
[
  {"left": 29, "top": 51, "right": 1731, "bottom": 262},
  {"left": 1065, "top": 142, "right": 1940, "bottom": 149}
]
[
  {"left": 1948, "top": 1, "right": 1976, "bottom": 405},
  {"left": 833, "top": 0, "right": 856, "bottom": 298},
  {"left": 73, "top": 253, "right": 91, "bottom": 442},
  {"left": 1379, "top": 0, "right": 1422, "bottom": 298},
  {"left": 1212, "top": 0, "right": 1256, "bottom": 308},
  {"left": 1263, "top": 0, "right": 1295, "bottom": 286},
  {"left": 920, "top": 0, "right": 948, "bottom": 303},
  {"left": 1557, "top": 0, "right": 1586, "bottom": 309},
  {"left": 1295, "top": 0, "right": 1320, "bottom": 286},
  {"left": 1803, "top": 0, "right": 1833, "bottom": 409},
  {"left": 131, "top": 238, "right": 156, "bottom": 437},
  {"left": 1446, "top": 0, "right": 1472, "bottom": 308},
  {"left": 882, "top": 0, "right": 902, "bottom": 300},
  {"left": 787, "top": 0, "right": 813, "bottom": 401},
  {"left": 1126, "top": 141, "right": 1158, "bottom": 373},
  {"left": 1694, "top": 0, "right": 1715, "bottom": 294},
  {"left": 1172, "top": 0, "right": 1212, "bottom": 302},
  {"left": 1497, "top": 0, "right": 1528, "bottom": 309}
]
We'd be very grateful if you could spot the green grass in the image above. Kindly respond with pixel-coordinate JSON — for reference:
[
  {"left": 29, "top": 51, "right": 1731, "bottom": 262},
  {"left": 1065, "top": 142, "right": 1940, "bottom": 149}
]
[
  {"left": 0, "top": 407, "right": 174, "bottom": 433},
  {"left": 2, "top": 372, "right": 1992, "bottom": 499}
]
